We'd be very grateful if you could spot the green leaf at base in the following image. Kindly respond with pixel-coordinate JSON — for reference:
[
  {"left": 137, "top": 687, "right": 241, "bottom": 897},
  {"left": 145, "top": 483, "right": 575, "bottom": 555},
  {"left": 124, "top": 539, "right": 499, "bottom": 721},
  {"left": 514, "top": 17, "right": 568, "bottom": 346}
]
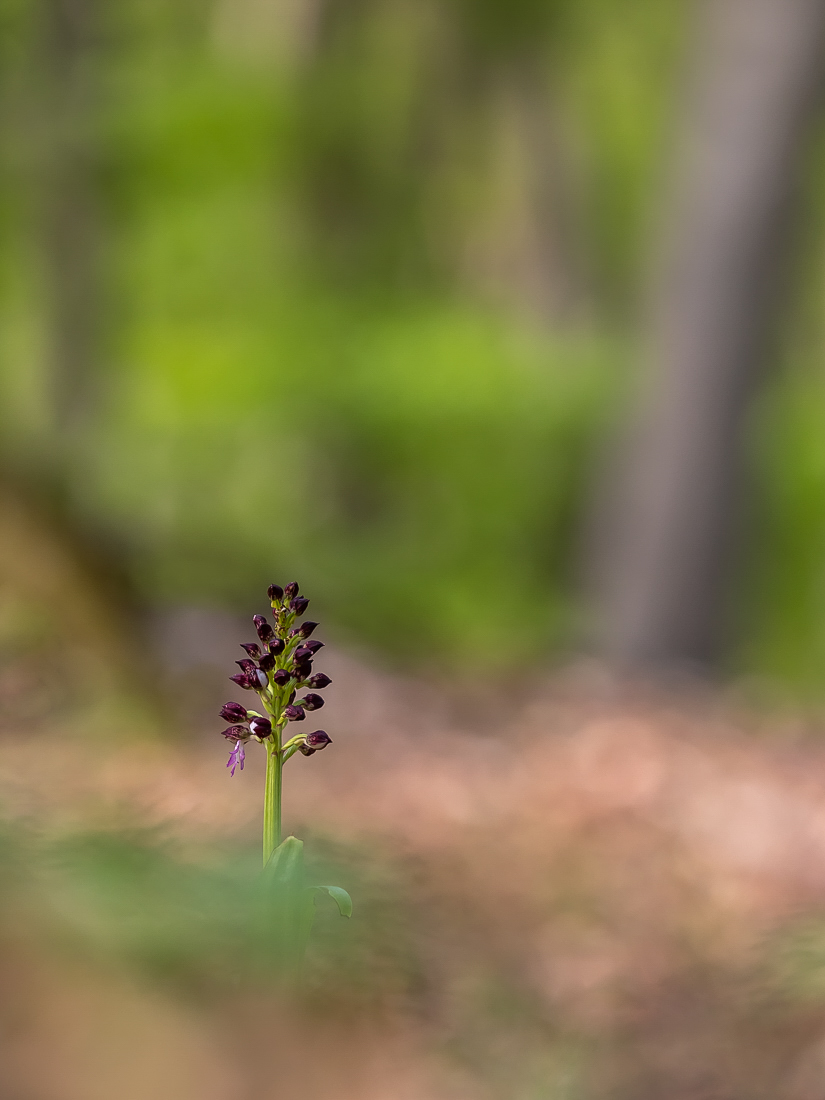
[{"left": 313, "top": 884, "right": 353, "bottom": 918}]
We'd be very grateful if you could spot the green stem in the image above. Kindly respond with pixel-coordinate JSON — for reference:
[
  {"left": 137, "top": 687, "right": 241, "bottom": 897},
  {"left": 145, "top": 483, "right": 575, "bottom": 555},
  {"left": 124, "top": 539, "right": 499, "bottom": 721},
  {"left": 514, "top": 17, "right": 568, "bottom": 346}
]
[{"left": 263, "top": 735, "right": 283, "bottom": 866}]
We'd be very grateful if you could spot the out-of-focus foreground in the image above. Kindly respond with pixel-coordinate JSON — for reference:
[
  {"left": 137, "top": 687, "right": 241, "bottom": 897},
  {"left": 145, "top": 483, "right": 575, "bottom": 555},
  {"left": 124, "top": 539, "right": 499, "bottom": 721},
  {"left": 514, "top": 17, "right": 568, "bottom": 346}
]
[
  {"left": 6, "top": 0, "right": 825, "bottom": 1096},
  {"left": 7, "top": 648, "right": 825, "bottom": 1100}
]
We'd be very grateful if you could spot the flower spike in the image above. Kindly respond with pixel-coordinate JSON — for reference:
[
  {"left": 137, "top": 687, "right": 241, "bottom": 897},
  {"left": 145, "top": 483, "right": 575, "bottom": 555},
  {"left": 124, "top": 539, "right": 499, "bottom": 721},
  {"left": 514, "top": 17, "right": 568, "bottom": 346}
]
[{"left": 215, "top": 583, "right": 336, "bottom": 866}]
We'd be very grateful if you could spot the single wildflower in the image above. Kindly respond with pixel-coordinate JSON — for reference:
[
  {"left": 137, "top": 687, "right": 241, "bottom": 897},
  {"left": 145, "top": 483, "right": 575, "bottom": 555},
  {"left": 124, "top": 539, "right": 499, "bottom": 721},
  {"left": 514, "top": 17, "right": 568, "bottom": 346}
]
[{"left": 215, "top": 583, "right": 336, "bottom": 867}]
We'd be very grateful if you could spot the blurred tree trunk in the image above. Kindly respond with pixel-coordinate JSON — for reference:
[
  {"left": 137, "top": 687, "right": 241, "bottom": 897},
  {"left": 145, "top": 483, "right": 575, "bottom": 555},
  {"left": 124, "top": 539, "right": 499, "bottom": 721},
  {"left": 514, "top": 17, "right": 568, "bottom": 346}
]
[{"left": 592, "top": 0, "right": 825, "bottom": 673}]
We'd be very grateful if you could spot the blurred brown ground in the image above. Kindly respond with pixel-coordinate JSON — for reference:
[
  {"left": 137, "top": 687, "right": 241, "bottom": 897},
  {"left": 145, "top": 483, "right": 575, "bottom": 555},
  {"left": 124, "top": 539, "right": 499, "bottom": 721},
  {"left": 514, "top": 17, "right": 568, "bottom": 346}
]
[{"left": 4, "top": 644, "right": 825, "bottom": 1099}]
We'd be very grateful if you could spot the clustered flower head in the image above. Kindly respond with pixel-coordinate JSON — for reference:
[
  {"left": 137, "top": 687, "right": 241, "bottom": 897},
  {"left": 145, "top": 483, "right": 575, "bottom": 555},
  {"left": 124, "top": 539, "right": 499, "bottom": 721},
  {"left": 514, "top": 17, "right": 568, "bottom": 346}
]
[{"left": 219, "top": 582, "right": 332, "bottom": 775}]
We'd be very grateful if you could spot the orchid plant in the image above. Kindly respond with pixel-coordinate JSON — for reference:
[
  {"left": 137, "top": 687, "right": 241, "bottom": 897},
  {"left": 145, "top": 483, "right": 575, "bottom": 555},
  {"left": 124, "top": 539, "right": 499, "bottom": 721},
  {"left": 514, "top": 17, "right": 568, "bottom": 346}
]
[{"left": 219, "top": 582, "right": 351, "bottom": 950}]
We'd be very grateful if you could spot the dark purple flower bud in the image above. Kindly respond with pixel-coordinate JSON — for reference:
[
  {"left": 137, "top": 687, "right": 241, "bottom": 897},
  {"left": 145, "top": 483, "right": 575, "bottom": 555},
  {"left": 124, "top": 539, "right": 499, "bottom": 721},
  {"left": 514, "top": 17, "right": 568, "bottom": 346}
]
[
  {"left": 258, "top": 652, "right": 275, "bottom": 671},
  {"left": 230, "top": 672, "right": 256, "bottom": 690},
  {"left": 299, "top": 693, "right": 325, "bottom": 711},
  {"left": 227, "top": 740, "right": 246, "bottom": 776},
  {"left": 293, "top": 661, "right": 313, "bottom": 681},
  {"left": 240, "top": 642, "right": 261, "bottom": 659},
  {"left": 284, "top": 705, "right": 305, "bottom": 721},
  {"left": 300, "top": 730, "right": 332, "bottom": 756},
  {"left": 220, "top": 702, "right": 248, "bottom": 723},
  {"left": 220, "top": 724, "right": 248, "bottom": 740},
  {"left": 253, "top": 614, "right": 274, "bottom": 643},
  {"left": 288, "top": 627, "right": 300, "bottom": 637},
  {"left": 298, "top": 620, "right": 319, "bottom": 638},
  {"left": 268, "top": 638, "right": 285, "bottom": 656},
  {"left": 303, "top": 639, "right": 324, "bottom": 655},
  {"left": 268, "top": 583, "right": 284, "bottom": 602},
  {"left": 272, "top": 668, "right": 292, "bottom": 687},
  {"left": 308, "top": 673, "right": 332, "bottom": 689},
  {"left": 284, "top": 581, "right": 299, "bottom": 601},
  {"left": 248, "top": 715, "right": 272, "bottom": 738},
  {"left": 236, "top": 659, "right": 256, "bottom": 673},
  {"left": 290, "top": 596, "right": 310, "bottom": 615},
  {"left": 293, "top": 645, "right": 311, "bottom": 663}
]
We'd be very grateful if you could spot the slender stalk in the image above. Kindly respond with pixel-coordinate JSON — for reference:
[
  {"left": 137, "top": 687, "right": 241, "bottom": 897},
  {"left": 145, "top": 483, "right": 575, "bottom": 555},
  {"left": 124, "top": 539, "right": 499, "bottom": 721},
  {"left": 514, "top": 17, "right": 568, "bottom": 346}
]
[{"left": 263, "top": 736, "right": 283, "bottom": 866}]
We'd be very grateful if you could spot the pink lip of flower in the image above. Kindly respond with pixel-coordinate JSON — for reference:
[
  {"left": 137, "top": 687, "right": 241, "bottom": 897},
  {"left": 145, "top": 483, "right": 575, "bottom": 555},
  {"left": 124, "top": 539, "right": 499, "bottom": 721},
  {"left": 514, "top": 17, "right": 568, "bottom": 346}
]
[{"left": 227, "top": 740, "right": 245, "bottom": 776}]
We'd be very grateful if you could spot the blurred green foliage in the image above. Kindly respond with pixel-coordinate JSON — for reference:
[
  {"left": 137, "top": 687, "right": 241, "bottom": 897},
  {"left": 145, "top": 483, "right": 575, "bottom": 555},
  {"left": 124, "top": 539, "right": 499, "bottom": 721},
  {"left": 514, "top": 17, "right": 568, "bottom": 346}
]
[
  {"left": 3, "top": 0, "right": 825, "bottom": 685},
  {"left": 1, "top": 816, "right": 420, "bottom": 1011}
]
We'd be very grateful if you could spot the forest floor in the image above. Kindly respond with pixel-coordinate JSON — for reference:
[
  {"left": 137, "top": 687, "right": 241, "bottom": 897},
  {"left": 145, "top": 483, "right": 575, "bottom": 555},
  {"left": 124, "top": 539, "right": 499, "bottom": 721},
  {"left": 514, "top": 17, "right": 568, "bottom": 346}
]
[{"left": 3, "top": 638, "right": 825, "bottom": 1100}]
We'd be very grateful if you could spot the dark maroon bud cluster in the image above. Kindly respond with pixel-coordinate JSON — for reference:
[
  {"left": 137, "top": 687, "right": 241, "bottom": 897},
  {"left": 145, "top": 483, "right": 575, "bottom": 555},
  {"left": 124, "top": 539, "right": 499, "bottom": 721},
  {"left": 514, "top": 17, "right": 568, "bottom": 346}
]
[
  {"left": 300, "top": 730, "right": 332, "bottom": 756},
  {"left": 218, "top": 582, "right": 335, "bottom": 774}
]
